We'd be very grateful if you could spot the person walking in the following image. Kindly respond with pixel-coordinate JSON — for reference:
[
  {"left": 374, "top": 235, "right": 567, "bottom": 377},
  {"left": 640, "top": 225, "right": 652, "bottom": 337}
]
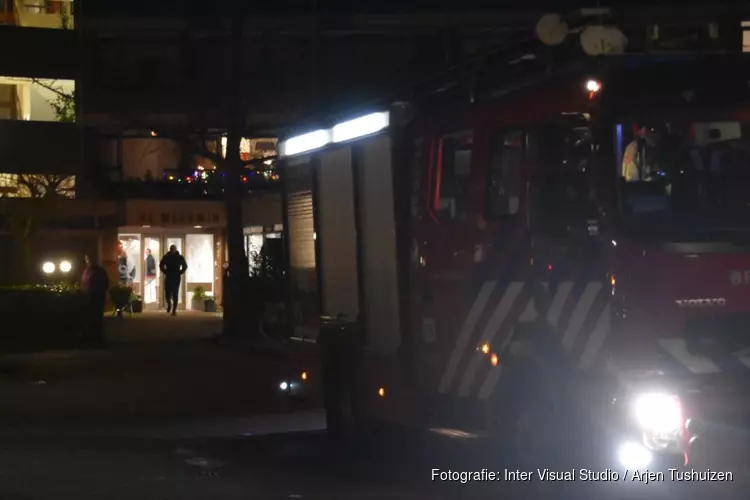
[
  {"left": 160, "top": 245, "right": 188, "bottom": 316},
  {"left": 81, "top": 254, "right": 109, "bottom": 342}
]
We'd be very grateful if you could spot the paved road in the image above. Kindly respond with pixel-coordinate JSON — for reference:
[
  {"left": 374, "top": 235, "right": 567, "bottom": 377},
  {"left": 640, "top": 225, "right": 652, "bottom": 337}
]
[
  {"left": 0, "top": 340, "right": 319, "bottom": 423},
  {"left": 0, "top": 413, "right": 424, "bottom": 500},
  {"left": 0, "top": 412, "right": 747, "bottom": 500}
]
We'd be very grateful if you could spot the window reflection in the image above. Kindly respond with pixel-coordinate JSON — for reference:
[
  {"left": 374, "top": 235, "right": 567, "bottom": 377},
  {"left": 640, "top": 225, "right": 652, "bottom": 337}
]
[
  {"left": 486, "top": 129, "right": 523, "bottom": 219},
  {"left": 437, "top": 131, "right": 473, "bottom": 221},
  {"left": 186, "top": 234, "right": 214, "bottom": 310},
  {"left": 117, "top": 234, "right": 141, "bottom": 287},
  {"left": 144, "top": 237, "right": 160, "bottom": 307}
]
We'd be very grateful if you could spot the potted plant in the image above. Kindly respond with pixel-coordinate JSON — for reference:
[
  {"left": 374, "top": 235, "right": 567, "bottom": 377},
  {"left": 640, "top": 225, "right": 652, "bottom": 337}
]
[
  {"left": 109, "top": 284, "right": 132, "bottom": 318},
  {"left": 131, "top": 293, "right": 143, "bottom": 313},
  {"left": 204, "top": 295, "right": 217, "bottom": 313},
  {"left": 191, "top": 285, "right": 206, "bottom": 311}
]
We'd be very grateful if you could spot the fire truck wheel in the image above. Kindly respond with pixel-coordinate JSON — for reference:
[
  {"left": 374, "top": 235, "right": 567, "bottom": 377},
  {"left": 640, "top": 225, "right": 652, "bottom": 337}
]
[
  {"left": 487, "top": 395, "right": 562, "bottom": 468},
  {"left": 485, "top": 361, "right": 570, "bottom": 468}
]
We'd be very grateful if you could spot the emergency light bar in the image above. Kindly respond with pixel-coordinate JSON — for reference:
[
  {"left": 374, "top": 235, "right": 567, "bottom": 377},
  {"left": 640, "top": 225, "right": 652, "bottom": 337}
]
[
  {"left": 280, "top": 111, "right": 390, "bottom": 158},
  {"left": 281, "top": 129, "right": 331, "bottom": 157}
]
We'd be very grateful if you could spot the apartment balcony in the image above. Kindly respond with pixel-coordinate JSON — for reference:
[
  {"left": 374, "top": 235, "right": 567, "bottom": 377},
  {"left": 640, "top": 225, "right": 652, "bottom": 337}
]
[
  {"left": 0, "top": 120, "right": 81, "bottom": 174},
  {"left": 14, "top": 0, "right": 73, "bottom": 29},
  {"left": 0, "top": 26, "right": 77, "bottom": 79},
  {"left": 98, "top": 174, "right": 281, "bottom": 201}
]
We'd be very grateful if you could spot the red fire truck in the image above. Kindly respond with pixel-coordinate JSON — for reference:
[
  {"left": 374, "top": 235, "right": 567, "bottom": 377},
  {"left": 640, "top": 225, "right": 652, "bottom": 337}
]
[{"left": 277, "top": 10, "right": 750, "bottom": 470}]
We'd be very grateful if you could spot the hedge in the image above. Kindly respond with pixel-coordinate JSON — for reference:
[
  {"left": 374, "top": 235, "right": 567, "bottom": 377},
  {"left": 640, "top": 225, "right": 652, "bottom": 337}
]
[{"left": 0, "top": 283, "right": 87, "bottom": 347}]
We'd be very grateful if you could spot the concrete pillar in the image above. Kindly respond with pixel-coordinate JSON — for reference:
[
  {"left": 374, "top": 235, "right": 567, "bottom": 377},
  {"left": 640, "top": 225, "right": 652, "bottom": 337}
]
[
  {"left": 214, "top": 228, "right": 225, "bottom": 307},
  {"left": 99, "top": 228, "right": 119, "bottom": 312}
]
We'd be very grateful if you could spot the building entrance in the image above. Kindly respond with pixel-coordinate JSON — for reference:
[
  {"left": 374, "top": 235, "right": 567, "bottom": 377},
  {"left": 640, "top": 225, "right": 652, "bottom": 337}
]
[{"left": 117, "top": 231, "right": 216, "bottom": 311}]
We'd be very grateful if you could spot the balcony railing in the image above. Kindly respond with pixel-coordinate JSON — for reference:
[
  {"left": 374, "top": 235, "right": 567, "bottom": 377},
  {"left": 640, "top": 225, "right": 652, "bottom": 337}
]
[
  {"left": 15, "top": 0, "right": 73, "bottom": 29},
  {"left": 98, "top": 177, "right": 281, "bottom": 201},
  {"left": 0, "top": 120, "right": 80, "bottom": 173}
]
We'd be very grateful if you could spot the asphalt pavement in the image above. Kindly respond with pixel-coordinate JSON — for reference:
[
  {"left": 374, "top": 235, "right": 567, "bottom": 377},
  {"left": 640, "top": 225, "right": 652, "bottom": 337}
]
[
  {"left": 0, "top": 320, "right": 746, "bottom": 500},
  {"left": 0, "top": 412, "right": 747, "bottom": 500}
]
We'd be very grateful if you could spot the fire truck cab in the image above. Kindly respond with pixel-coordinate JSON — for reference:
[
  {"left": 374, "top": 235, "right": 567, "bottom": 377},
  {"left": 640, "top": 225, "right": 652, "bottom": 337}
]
[{"left": 278, "top": 11, "right": 750, "bottom": 470}]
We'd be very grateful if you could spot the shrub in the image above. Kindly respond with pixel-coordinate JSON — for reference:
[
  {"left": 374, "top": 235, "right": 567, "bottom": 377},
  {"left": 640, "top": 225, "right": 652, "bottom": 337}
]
[
  {"left": 0, "top": 283, "right": 86, "bottom": 347},
  {"left": 192, "top": 285, "right": 207, "bottom": 301},
  {"left": 109, "top": 284, "right": 132, "bottom": 310}
]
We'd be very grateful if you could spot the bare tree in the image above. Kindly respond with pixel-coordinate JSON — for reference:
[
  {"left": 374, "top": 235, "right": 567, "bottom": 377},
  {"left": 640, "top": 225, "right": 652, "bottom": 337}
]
[
  {"left": 0, "top": 79, "right": 77, "bottom": 281},
  {"left": 22, "top": 79, "right": 77, "bottom": 195}
]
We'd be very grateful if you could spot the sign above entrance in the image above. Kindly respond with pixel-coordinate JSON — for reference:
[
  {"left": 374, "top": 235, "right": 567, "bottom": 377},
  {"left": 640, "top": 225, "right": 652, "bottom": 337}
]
[
  {"left": 125, "top": 200, "right": 226, "bottom": 227},
  {"left": 139, "top": 211, "right": 221, "bottom": 226}
]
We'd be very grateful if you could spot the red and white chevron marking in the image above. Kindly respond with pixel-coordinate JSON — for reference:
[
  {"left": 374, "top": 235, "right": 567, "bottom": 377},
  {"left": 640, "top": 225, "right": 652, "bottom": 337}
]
[
  {"left": 437, "top": 280, "right": 750, "bottom": 401},
  {"left": 438, "top": 280, "right": 611, "bottom": 400}
]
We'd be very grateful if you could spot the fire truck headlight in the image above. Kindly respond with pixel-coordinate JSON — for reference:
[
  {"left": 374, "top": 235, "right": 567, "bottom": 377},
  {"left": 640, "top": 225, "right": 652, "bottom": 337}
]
[
  {"left": 586, "top": 79, "right": 601, "bottom": 93},
  {"left": 618, "top": 441, "right": 652, "bottom": 469},
  {"left": 633, "top": 393, "right": 682, "bottom": 433}
]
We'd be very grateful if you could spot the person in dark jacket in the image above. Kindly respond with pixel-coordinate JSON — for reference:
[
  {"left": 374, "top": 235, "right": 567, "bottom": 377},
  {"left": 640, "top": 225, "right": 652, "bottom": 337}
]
[
  {"left": 81, "top": 254, "right": 109, "bottom": 341},
  {"left": 160, "top": 245, "right": 188, "bottom": 316}
]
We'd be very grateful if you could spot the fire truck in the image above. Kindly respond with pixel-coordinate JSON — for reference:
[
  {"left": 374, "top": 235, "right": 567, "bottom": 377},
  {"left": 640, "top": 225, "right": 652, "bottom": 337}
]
[{"left": 276, "top": 8, "right": 750, "bottom": 470}]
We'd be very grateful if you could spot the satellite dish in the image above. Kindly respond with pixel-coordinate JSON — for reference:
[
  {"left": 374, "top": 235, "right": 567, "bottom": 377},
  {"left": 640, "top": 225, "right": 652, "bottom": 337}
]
[
  {"left": 536, "top": 14, "right": 569, "bottom": 46},
  {"left": 580, "top": 25, "right": 628, "bottom": 56}
]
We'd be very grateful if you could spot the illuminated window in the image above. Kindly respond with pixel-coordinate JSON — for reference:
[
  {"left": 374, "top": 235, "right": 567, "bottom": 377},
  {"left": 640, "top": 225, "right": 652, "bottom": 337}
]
[
  {"left": 0, "top": 173, "right": 18, "bottom": 196},
  {"left": 0, "top": 173, "right": 75, "bottom": 198},
  {"left": 240, "top": 138, "right": 251, "bottom": 161},
  {"left": 0, "top": 77, "right": 74, "bottom": 122},
  {"left": 220, "top": 137, "right": 278, "bottom": 160}
]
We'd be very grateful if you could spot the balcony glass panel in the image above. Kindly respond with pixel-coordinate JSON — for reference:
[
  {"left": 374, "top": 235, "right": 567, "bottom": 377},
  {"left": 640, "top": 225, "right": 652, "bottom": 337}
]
[
  {"left": 0, "top": 173, "right": 75, "bottom": 198},
  {"left": 0, "top": 76, "right": 74, "bottom": 122},
  {"left": 15, "top": 0, "right": 74, "bottom": 29}
]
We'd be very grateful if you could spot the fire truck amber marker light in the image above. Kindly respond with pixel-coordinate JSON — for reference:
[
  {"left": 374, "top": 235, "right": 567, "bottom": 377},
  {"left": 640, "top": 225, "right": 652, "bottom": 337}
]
[{"left": 332, "top": 112, "right": 389, "bottom": 143}]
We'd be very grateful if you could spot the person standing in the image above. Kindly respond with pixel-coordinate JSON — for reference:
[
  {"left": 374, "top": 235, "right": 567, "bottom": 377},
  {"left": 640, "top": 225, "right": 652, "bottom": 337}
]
[
  {"left": 81, "top": 254, "right": 109, "bottom": 342},
  {"left": 160, "top": 245, "right": 188, "bottom": 316},
  {"left": 144, "top": 248, "right": 157, "bottom": 303}
]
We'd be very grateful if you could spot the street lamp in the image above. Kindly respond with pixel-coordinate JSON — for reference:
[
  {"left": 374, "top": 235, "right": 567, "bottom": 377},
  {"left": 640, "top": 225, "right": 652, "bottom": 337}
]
[
  {"left": 42, "top": 262, "right": 55, "bottom": 274},
  {"left": 59, "top": 260, "right": 72, "bottom": 273}
]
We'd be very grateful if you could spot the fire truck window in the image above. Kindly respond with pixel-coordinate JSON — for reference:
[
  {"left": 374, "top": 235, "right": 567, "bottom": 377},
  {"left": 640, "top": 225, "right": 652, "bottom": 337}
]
[
  {"left": 618, "top": 119, "right": 750, "bottom": 219},
  {"left": 529, "top": 121, "right": 594, "bottom": 237},
  {"left": 437, "top": 131, "right": 473, "bottom": 221},
  {"left": 486, "top": 130, "right": 523, "bottom": 219}
]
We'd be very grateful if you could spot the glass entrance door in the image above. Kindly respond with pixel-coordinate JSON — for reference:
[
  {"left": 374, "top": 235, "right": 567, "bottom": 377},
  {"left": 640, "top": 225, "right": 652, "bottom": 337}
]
[
  {"left": 164, "top": 236, "right": 186, "bottom": 310},
  {"left": 185, "top": 234, "right": 215, "bottom": 310},
  {"left": 143, "top": 236, "right": 161, "bottom": 310}
]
